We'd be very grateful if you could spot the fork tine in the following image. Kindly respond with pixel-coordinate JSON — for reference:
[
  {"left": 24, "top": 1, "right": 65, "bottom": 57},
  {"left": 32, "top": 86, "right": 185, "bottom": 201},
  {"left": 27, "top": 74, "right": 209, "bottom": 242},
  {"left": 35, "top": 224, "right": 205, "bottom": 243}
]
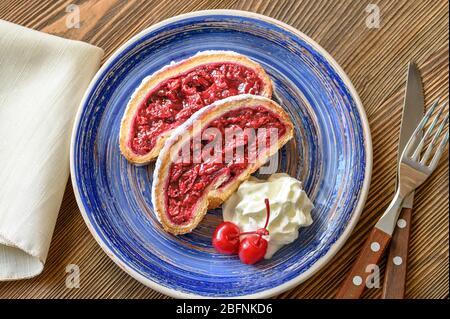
[
  {"left": 405, "top": 98, "right": 439, "bottom": 157},
  {"left": 429, "top": 131, "right": 449, "bottom": 170},
  {"left": 413, "top": 101, "right": 447, "bottom": 160},
  {"left": 421, "top": 110, "right": 449, "bottom": 164}
]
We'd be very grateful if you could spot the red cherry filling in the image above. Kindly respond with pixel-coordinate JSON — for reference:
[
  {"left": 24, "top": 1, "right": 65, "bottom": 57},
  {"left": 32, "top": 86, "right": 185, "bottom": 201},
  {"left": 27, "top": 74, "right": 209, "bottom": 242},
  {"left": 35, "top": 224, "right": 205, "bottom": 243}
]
[
  {"left": 130, "top": 62, "right": 265, "bottom": 155},
  {"left": 212, "top": 198, "right": 271, "bottom": 265},
  {"left": 165, "top": 107, "right": 286, "bottom": 225}
]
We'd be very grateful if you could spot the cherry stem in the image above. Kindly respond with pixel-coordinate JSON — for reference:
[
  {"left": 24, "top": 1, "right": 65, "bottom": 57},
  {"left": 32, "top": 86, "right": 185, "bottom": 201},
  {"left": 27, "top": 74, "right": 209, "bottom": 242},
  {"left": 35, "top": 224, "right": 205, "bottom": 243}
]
[
  {"left": 263, "top": 198, "right": 270, "bottom": 231},
  {"left": 256, "top": 198, "right": 271, "bottom": 246},
  {"left": 239, "top": 199, "right": 271, "bottom": 244},
  {"left": 240, "top": 231, "right": 257, "bottom": 236}
]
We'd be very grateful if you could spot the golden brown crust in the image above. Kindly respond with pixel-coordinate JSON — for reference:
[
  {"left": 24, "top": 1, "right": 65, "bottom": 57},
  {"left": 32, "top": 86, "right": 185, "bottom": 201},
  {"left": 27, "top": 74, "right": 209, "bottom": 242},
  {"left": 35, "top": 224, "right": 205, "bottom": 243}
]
[
  {"left": 151, "top": 95, "right": 294, "bottom": 235},
  {"left": 119, "top": 51, "right": 273, "bottom": 165}
]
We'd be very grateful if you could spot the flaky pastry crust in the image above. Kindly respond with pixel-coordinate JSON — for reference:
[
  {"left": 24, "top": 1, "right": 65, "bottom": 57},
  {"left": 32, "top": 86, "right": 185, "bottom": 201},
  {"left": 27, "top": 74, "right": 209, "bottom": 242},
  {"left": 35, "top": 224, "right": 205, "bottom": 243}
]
[{"left": 152, "top": 94, "right": 294, "bottom": 235}]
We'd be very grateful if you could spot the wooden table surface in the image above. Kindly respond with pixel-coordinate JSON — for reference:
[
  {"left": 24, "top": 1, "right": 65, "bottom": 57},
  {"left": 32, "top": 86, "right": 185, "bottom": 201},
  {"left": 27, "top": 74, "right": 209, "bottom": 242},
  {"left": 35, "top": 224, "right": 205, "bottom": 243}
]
[{"left": 0, "top": 0, "right": 448, "bottom": 299}]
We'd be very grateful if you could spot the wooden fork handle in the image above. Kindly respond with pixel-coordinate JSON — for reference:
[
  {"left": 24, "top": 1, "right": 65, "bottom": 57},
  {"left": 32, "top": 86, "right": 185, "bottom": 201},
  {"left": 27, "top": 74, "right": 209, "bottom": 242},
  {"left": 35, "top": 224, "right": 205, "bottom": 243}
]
[
  {"left": 336, "top": 227, "right": 391, "bottom": 299},
  {"left": 382, "top": 207, "right": 412, "bottom": 299}
]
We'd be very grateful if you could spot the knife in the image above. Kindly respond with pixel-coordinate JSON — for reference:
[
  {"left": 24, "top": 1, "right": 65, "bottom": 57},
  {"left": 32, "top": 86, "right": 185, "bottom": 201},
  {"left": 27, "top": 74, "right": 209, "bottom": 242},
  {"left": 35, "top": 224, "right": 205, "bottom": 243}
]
[
  {"left": 335, "top": 62, "right": 425, "bottom": 299},
  {"left": 381, "top": 62, "right": 424, "bottom": 298}
]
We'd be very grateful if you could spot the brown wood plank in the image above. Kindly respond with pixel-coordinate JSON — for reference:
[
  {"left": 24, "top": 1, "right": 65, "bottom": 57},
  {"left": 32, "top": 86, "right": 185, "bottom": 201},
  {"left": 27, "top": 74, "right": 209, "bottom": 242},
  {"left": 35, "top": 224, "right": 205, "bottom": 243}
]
[{"left": 0, "top": 0, "right": 448, "bottom": 299}]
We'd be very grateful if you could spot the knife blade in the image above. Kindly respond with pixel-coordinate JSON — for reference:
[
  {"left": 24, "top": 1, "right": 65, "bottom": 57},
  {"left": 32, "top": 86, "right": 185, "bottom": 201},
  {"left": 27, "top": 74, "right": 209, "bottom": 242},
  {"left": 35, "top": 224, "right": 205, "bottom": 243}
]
[
  {"left": 396, "top": 62, "right": 425, "bottom": 207},
  {"left": 381, "top": 62, "right": 425, "bottom": 299}
]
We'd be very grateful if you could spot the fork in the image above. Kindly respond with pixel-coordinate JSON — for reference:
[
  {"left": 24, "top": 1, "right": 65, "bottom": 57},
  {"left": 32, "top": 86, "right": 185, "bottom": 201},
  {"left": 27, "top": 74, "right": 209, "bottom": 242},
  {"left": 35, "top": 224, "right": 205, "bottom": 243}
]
[{"left": 336, "top": 99, "right": 448, "bottom": 299}]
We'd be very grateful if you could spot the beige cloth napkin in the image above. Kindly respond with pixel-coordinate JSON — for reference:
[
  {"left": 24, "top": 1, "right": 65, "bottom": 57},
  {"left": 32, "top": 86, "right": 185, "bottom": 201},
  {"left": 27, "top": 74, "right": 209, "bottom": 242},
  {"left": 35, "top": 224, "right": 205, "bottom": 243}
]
[{"left": 0, "top": 20, "right": 103, "bottom": 280}]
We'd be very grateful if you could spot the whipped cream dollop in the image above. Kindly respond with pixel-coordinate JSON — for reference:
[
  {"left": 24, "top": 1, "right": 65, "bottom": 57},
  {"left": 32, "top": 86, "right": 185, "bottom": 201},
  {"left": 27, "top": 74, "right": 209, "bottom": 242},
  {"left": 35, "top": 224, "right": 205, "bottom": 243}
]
[{"left": 223, "top": 173, "right": 313, "bottom": 259}]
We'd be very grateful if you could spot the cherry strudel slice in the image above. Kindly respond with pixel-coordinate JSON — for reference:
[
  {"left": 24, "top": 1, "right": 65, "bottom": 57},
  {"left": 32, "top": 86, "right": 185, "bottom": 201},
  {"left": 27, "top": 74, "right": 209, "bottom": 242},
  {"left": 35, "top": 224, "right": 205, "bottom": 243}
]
[
  {"left": 152, "top": 94, "right": 294, "bottom": 235},
  {"left": 120, "top": 51, "right": 272, "bottom": 165}
]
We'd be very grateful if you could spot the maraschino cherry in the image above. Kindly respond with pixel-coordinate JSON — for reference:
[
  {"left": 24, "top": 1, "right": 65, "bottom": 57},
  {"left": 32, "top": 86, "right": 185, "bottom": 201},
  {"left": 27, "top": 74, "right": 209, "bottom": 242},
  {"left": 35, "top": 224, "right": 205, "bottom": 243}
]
[
  {"left": 212, "top": 221, "right": 240, "bottom": 254},
  {"left": 212, "top": 198, "right": 271, "bottom": 265}
]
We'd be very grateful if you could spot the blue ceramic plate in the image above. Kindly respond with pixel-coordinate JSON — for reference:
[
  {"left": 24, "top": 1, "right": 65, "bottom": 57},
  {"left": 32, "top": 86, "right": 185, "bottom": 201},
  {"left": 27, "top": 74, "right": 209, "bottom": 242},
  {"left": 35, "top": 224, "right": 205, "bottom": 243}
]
[{"left": 71, "top": 10, "right": 372, "bottom": 298}]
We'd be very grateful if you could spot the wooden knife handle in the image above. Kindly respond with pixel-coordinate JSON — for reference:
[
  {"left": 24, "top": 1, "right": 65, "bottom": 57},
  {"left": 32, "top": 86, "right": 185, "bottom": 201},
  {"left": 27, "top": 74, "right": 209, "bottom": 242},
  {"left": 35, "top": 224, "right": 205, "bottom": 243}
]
[
  {"left": 382, "top": 207, "right": 412, "bottom": 299},
  {"left": 336, "top": 227, "right": 391, "bottom": 299}
]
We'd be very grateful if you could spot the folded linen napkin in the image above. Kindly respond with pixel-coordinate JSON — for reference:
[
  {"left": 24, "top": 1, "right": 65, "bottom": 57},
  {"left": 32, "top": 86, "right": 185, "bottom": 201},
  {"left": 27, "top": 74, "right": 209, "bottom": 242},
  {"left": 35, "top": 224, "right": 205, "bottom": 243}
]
[{"left": 0, "top": 20, "right": 103, "bottom": 280}]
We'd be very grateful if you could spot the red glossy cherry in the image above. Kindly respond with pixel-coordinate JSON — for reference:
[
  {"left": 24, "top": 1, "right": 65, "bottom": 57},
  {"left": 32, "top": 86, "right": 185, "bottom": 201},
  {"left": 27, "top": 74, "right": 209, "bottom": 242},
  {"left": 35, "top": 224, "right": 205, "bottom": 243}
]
[
  {"left": 238, "top": 234, "right": 268, "bottom": 264},
  {"left": 238, "top": 198, "right": 271, "bottom": 265},
  {"left": 212, "top": 221, "right": 240, "bottom": 254}
]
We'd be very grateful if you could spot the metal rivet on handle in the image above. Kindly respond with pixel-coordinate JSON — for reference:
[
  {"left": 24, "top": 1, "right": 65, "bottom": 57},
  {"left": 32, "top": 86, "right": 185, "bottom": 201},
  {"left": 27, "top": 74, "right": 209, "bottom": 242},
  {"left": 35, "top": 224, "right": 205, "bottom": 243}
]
[
  {"left": 352, "top": 276, "right": 363, "bottom": 286},
  {"left": 397, "top": 219, "right": 407, "bottom": 229},
  {"left": 370, "top": 242, "right": 380, "bottom": 252},
  {"left": 393, "top": 256, "right": 403, "bottom": 266}
]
